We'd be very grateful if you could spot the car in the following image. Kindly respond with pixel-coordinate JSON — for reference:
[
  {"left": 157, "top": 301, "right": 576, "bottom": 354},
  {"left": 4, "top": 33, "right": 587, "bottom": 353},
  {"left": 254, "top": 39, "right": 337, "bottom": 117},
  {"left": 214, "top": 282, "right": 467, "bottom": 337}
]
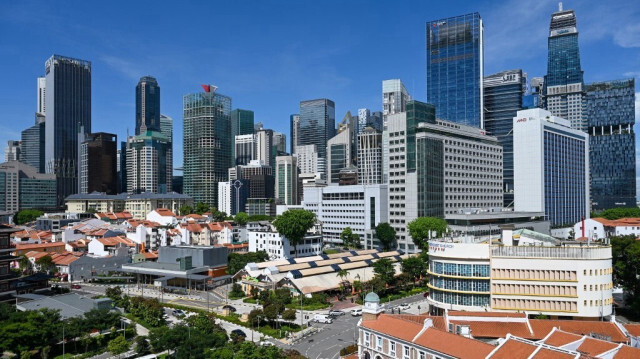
[
  {"left": 328, "top": 310, "right": 345, "bottom": 317},
  {"left": 222, "top": 305, "right": 237, "bottom": 312},
  {"left": 231, "top": 329, "right": 246, "bottom": 338},
  {"left": 259, "top": 341, "right": 273, "bottom": 347},
  {"left": 172, "top": 309, "right": 185, "bottom": 316},
  {"left": 313, "top": 314, "right": 333, "bottom": 324},
  {"left": 70, "top": 284, "right": 82, "bottom": 289},
  {"left": 350, "top": 309, "right": 362, "bottom": 317},
  {"left": 399, "top": 303, "right": 410, "bottom": 310}
]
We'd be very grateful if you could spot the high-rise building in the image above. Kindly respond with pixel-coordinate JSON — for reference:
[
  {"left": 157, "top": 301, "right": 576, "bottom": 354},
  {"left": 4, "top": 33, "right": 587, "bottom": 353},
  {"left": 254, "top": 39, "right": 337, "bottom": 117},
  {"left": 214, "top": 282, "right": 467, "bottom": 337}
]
[
  {"left": 20, "top": 114, "right": 45, "bottom": 173},
  {"left": 299, "top": 99, "right": 335, "bottom": 165},
  {"left": 183, "top": 85, "right": 232, "bottom": 208},
  {"left": 295, "top": 144, "right": 320, "bottom": 175},
  {"left": 37, "top": 77, "right": 46, "bottom": 115},
  {"left": 357, "top": 128, "right": 382, "bottom": 185},
  {"left": 230, "top": 109, "right": 254, "bottom": 165},
  {"left": 79, "top": 132, "right": 117, "bottom": 195},
  {"left": 543, "top": 4, "right": 586, "bottom": 132},
  {"left": 426, "top": 13, "right": 484, "bottom": 128},
  {"left": 159, "top": 114, "right": 173, "bottom": 143},
  {"left": 290, "top": 114, "right": 300, "bottom": 154},
  {"left": 4, "top": 141, "right": 20, "bottom": 162},
  {"left": 275, "top": 155, "right": 299, "bottom": 205},
  {"left": 382, "top": 79, "right": 411, "bottom": 183},
  {"left": 217, "top": 179, "right": 250, "bottom": 216},
  {"left": 230, "top": 161, "right": 274, "bottom": 200},
  {"left": 44, "top": 55, "right": 92, "bottom": 206},
  {"left": 125, "top": 131, "right": 172, "bottom": 194},
  {"left": 235, "top": 134, "right": 256, "bottom": 166},
  {"left": 483, "top": 69, "right": 527, "bottom": 208},
  {"left": 327, "top": 128, "right": 352, "bottom": 185},
  {"left": 514, "top": 108, "right": 589, "bottom": 226},
  {"left": 359, "top": 109, "right": 383, "bottom": 134},
  {"left": 273, "top": 132, "right": 287, "bottom": 156},
  {"left": 255, "top": 129, "right": 274, "bottom": 169},
  {"left": 0, "top": 161, "right": 56, "bottom": 212},
  {"left": 586, "top": 79, "right": 636, "bottom": 210},
  {"left": 135, "top": 76, "right": 161, "bottom": 135}
]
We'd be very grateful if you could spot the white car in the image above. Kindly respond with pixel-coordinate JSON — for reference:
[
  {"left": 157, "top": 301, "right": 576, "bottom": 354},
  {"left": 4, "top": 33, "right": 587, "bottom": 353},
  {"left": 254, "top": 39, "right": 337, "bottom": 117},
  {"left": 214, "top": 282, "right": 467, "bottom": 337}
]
[
  {"left": 399, "top": 303, "right": 410, "bottom": 310},
  {"left": 313, "top": 314, "right": 333, "bottom": 324},
  {"left": 350, "top": 308, "right": 362, "bottom": 316}
]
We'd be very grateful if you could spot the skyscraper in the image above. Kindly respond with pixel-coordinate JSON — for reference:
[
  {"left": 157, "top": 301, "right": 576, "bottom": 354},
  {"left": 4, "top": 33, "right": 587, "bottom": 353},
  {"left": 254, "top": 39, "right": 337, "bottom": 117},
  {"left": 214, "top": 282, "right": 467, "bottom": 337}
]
[
  {"left": 235, "top": 134, "right": 256, "bottom": 166},
  {"left": 79, "top": 132, "right": 117, "bottom": 194},
  {"left": 37, "top": 77, "right": 46, "bottom": 115},
  {"left": 295, "top": 144, "right": 320, "bottom": 175},
  {"left": 586, "top": 79, "right": 636, "bottom": 210},
  {"left": 543, "top": 4, "right": 586, "bottom": 132},
  {"left": 183, "top": 85, "right": 232, "bottom": 208},
  {"left": 426, "top": 13, "right": 484, "bottom": 128},
  {"left": 275, "top": 155, "right": 299, "bottom": 205},
  {"left": 125, "top": 131, "right": 172, "bottom": 194},
  {"left": 327, "top": 128, "right": 352, "bottom": 185},
  {"left": 382, "top": 80, "right": 411, "bottom": 183},
  {"left": 273, "top": 132, "right": 287, "bottom": 156},
  {"left": 20, "top": 114, "right": 45, "bottom": 173},
  {"left": 230, "top": 109, "right": 254, "bottom": 165},
  {"left": 0, "top": 161, "right": 56, "bottom": 212},
  {"left": 357, "top": 128, "right": 382, "bottom": 185},
  {"left": 483, "top": 69, "right": 527, "bottom": 208},
  {"left": 255, "top": 129, "right": 274, "bottom": 168},
  {"left": 299, "top": 99, "right": 335, "bottom": 167},
  {"left": 135, "top": 76, "right": 161, "bottom": 135},
  {"left": 160, "top": 114, "right": 173, "bottom": 143},
  {"left": 290, "top": 114, "right": 300, "bottom": 153},
  {"left": 44, "top": 55, "right": 92, "bottom": 205},
  {"left": 4, "top": 141, "right": 20, "bottom": 162}
]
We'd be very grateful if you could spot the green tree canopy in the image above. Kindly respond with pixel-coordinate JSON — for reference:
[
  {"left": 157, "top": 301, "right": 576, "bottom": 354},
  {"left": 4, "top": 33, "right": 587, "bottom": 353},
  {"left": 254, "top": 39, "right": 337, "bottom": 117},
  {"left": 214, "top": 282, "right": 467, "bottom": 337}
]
[
  {"left": 611, "top": 235, "right": 640, "bottom": 314},
  {"left": 372, "top": 258, "right": 395, "bottom": 284},
  {"left": 227, "top": 251, "right": 269, "bottom": 275},
  {"left": 15, "top": 210, "right": 43, "bottom": 225},
  {"left": 234, "top": 212, "right": 249, "bottom": 226},
  {"left": 375, "top": 223, "right": 396, "bottom": 251},
  {"left": 179, "top": 205, "right": 194, "bottom": 216},
  {"left": 282, "top": 308, "right": 297, "bottom": 321},
  {"left": 401, "top": 256, "right": 427, "bottom": 284},
  {"left": 272, "top": 209, "right": 316, "bottom": 256},
  {"left": 593, "top": 207, "right": 640, "bottom": 220},
  {"left": 407, "top": 217, "right": 448, "bottom": 250},
  {"left": 107, "top": 335, "right": 129, "bottom": 355},
  {"left": 195, "top": 202, "right": 211, "bottom": 215},
  {"left": 35, "top": 255, "right": 55, "bottom": 274},
  {"left": 341, "top": 227, "right": 361, "bottom": 249}
]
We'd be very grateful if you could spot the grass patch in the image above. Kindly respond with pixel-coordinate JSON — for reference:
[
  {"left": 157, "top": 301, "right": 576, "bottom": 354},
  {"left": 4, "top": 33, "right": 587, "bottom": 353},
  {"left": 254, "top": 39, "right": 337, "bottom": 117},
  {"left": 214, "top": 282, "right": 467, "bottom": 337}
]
[
  {"left": 243, "top": 297, "right": 257, "bottom": 304},
  {"left": 285, "top": 302, "right": 330, "bottom": 311},
  {"left": 323, "top": 249, "right": 340, "bottom": 255},
  {"left": 228, "top": 293, "right": 245, "bottom": 300}
]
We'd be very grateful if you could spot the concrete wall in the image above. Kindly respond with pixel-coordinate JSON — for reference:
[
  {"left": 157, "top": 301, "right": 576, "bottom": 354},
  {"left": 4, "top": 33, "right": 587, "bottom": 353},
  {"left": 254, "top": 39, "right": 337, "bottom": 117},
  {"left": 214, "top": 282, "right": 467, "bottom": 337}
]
[{"left": 158, "top": 246, "right": 228, "bottom": 268}]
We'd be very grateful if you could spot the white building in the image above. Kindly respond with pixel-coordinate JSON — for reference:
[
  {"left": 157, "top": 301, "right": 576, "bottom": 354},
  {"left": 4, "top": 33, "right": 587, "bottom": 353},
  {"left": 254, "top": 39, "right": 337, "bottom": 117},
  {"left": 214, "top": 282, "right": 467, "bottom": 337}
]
[
  {"left": 146, "top": 208, "right": 178, "bottom": 226},
  {"left": 303, "top": 184, "right": 388, "bottom": 247},
  {"left": 357, "top": 128, "right": 382, "bottom": 185},
  {"left": 234, "top": 134, "right": 255, "bottom": 166},
  {"left": 217, "top": 181, "right": 232, "bottom": 215},
  {"left": 247, "top": 221, "right": 322, "bottom": 260},
  {"left": 326, "top": 128, "right": 352, "bottom": 185},
  {"left": 275, "top": 156, "right": 299, "bottom": 205},
  {"left": 573, "top": 217, "right": 640, "bottom": 241},
  {"left": 294, "top": 144, "right": 321, "bottom": 176},
  {"left": 427, "top": 227, "right": 613, "bottom": 319},
  {"left": 514, "top": 108, "right": 589, "bottom": 226},
  {"left": 382, "top": 79, "right": 411, "bottom": 184}
]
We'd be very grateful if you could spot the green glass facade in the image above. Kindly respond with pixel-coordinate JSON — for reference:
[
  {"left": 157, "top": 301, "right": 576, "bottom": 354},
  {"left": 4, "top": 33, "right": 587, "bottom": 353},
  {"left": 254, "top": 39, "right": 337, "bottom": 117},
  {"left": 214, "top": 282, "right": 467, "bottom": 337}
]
[
  {"left": 416, "top": 137, "right": 444, "bottom": 218},
  {"left": 230, "top": 109, "right": 255, "bottom": 166},
  {"left": 406, "top": 101, "right": 436, "bottom": 171},
  {"left": 19, "top": 178, "right": 57, "bottom": 209}
]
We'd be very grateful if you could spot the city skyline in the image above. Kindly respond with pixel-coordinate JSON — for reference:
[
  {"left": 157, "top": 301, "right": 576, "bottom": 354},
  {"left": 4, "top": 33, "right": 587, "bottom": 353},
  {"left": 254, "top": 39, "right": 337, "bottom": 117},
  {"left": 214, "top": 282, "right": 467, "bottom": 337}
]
[{"left": 1, "top": 0, "right": 639, "bottom": 191}]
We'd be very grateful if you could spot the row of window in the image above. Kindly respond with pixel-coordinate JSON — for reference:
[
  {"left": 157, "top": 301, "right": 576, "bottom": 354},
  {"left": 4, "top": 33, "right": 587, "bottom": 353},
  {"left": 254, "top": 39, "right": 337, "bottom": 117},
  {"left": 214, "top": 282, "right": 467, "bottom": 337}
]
[
  {"left": 431, "top": 262, "right": 490, "bottom": 277},
  {"left": 430, "top": 290, "right": 490, "bottom": 306},
  {"left": 362, "top": 331, "right": 425, "bottom": 359},
  {"left": 492, "top": 298, "right": 577, "bottom": 312},
  {"left": 492, "top": 284, "right": 577, "bottom": 297},
  {"left": 491, "top": 269, "right": 577, "bottom": 281},
  {"left": 430, "top": 277, "right": 490, "bottom": 292}
]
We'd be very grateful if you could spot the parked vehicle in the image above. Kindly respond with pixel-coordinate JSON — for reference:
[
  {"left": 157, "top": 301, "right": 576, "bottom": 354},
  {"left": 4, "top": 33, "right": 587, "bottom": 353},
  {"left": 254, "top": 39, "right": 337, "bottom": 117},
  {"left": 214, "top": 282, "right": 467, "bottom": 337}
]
[
  {"left": 259, "top": 341, "right": 273, "bottom": 347},
  {"left": 350, "top": 308, "right": 362, "bottom": 316},
  {"left": 231, "top": 329, "right": 246, "bottom": 338},
  {"left": 172, "top": 309, "right": 185, "bottom": 316},
  {"left": 328, "top": 310, "right": 345, "bottom": 317},
  {"left": 70, "top": 284, "right": 82, "bottom": 289},
  {"left": 222, "top": 305, "right": 237, "bottom": 312},
  {"left": 399, "top": 303, "right": 410, "bottom": 310},
  {"left": 313, "top": 314, "right": 333, "bottom": 324}
]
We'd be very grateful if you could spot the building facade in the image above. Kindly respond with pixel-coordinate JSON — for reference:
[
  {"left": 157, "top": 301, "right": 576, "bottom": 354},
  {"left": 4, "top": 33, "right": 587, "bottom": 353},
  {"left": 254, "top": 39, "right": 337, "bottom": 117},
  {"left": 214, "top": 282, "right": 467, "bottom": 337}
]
[
  {"left": 382, "top": 79, "right": 411, "bottom": 183},
  {"left": 426, "top": 13, "right": 484, "bottom": 128},
  {"left": 135, "top": 76, "right": 161, "bottom": 135},
  {"left": 125, "top": 131, "right": 172, "bottom": 194},
  {"left": 0, "top": 161, "right": 56, "bottom": 212},
  {"left": 357, "top": 128, "right": 383, "bottom": 185},
  {"left": 20, "top": 114, "right": 45, "bottom": 173},
  {"left": 183, "top": 86, "right": 232, "bottom": 208},
  {"left": 159, "top": 114, "right": 173, "bottom": 144},
  {"left": 234, "top": 134, "right": 256, "bottom": 166},
  {"left": 299, "top": 99, "right": 335, "bottom": 164},
  {"left": 586, "top": 79, "right": 636, "bottom": 210},
  {"left": 483, "top": 69, "right": 527, "bottom": 208},
  {"left": 44, "top": 55, "right": 92, "bottom": 206},
  {"left": 217, "top": 179, "right": 250, "bottom": 216},
  {"left": 79, "top": 132, "right": 117, "bottom": 195},
  {"left": 255, "top": 129, "right": 274, "bottom": 169},
  {"left": 4, "top": 141, "right": 20, "bottom": 162},
  {"left": 275, "top": 156, "right": 299, "bottom": 206},
  {"left": 295, "top": 144, "right": 321, "bottom": 176},
  {"left": 230, "top": 109, "right": 254, "bottom": 166},
  {"left": 514, "top": 108, "right": 589, "bottom": 226},
  {"left": 65, "top": 192, "right": 193, "bottom": 219},
  {"left": 327, "top": 127, "right": 352, "bottom": 185},
  {"left": 290, "top": 114, "right": 300, "bottom": 154},
  {"left": 248, "top": 222, "right": 322, "bottom": 259}
]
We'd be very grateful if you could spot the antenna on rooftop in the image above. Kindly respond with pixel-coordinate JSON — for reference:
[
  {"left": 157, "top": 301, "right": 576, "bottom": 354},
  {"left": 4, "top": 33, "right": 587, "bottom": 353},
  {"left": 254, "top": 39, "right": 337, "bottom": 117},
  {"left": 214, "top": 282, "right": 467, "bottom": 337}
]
[{"left": 559, "top": 2, "right": 563, "bottom": 11}]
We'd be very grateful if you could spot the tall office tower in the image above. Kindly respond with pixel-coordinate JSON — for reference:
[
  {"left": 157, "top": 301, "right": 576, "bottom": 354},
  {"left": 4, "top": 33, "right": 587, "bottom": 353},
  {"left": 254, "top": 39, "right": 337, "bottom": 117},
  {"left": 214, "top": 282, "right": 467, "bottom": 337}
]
[
  {"left": 369, "top": 111, "right": 383, "bottom": 132},
  {"left": 230, "top": 109, "right": 254, "bottom": 165},
  {"left": 44, "top": 55, "right": 92, "bottom": 206},
  {"left": 358, "top": 109, "right": 371, "bottom": 135},
  {"left": 357, "top": 128, "right": 382, "bottom": 185},
  {"left": 290, "top": 114, "right": 300, "bottom": 153},
  {"left": 514, "top": 108, "right": 589, "bottom": 226},
  {"left": 231, "top": 161, "right": 274, "bottom": 199},
  {"left": 0, "top": 161, "right": 56, "bottom": 212},
  {"left": 529, "top": 77, "right": 545, "bottom": 108},
  {"left": 543, "top": 4, "right": 586, "bottom": 132},
  {"left": 327, "top": 128, "right": 352, "bottom": 184},
  {"left": 235, "top": 134, "right": 256, "bottom": 166},
  {"left": 273, "top": 132, "right": 287, "bottom": 155},
  {"left": 275, "top": 155, "right": 299, "bottom": 205},
  {"left": 119, "top": 141, "right": 127, "bottom": 193},
  {"left": 299, "top": 99, "right": 335, "bottom": 168},
  {"left": 4, "top": 141, "right": 21, "bottom": 162},
  {"left": 183, "top": 85, "right": 232, "bottom": 208},
  {"left": 295, "top": 144, "right": 320, "bottom": 175},
  {"left": 160, "top": 114, "right": 173, "bottom": 143},
  {"left": 37, "top": 77, "right": 46, "bottom": 115},
  {"left": 387, "top": 101, "right": 436, "bottom": 252},
  {"left": 125, "top": 131, "right": 172, "bottom": 194},
  {"left": 382, "top": 79, "right": 411, "bottom": 183},
  {"left": 135, "top": 76, "right": 161, "bottom": 135},
  {"left": 586, "top": 79, "right": 636, "bottom": 210},
  {"left": 426, "top": 13, "right": 484, "bottom": 128},
  {"left": 255, "top": 129, "right": 274, "bottom": 168},
  {"left": 79, "top": 132, "right": 117, "bottom": 194},
  {"left": 483, "top": 69, "right": 527, "bottom": 208},
  {"left": 20, "top": 114, "right": 46, "bottom": 172}
]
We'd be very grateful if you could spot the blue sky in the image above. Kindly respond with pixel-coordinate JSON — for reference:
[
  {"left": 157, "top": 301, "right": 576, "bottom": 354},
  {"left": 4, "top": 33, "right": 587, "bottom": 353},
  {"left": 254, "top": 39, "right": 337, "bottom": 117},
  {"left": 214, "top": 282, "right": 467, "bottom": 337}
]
[{"left": 1, "top": 0, "right": 639, "bottom": 187}]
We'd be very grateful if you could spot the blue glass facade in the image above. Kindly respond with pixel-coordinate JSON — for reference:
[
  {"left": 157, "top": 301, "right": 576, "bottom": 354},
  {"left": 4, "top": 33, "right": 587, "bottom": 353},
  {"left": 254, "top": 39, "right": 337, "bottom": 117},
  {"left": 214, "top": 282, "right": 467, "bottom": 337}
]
[
  {"left": 230, "top": 109, "right": 254, "bottom": 166},
  {"left": 586, "top": 79, "right": 636, "bottom": 210},
  {"left": 483, "top": 70, "right": 526, "bottom": 208},
  {"left": 428, "top": 260, "right": 490, "bottom": 307},
  {"left": 135, "top": 76, "right": 161, "bottom": 135},
  {"left": 299, "top": 99, "right": 335, "bottom": 161},
  {"left": 20, "top": 115, "right": 45, "bottom": 173},
  {"left": 426, "top": 13, "right": 483, "bottom": 128}
]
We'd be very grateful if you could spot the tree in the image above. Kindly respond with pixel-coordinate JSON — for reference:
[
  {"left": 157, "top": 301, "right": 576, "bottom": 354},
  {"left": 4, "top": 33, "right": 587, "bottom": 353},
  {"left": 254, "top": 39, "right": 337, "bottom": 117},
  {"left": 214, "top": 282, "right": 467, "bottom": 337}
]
[
  {"left": 179, "top": 205, "right": 193, "bottom": 216},
  {"left": 375, "top": 223, "right": 396, "bottom": 251},
  {"left": 35, "top": 255, "right": 56, "bottom": 274},
  {"left": 372, "top": 258, "right": 395, "bottom": 284},
  {"left": 195, "top": 202, "right": 211, "bottom": 215},
  {"left": 401, "top": 256, "right": 427, "bottom": 285},
  {"left": 18, "top": 255, "right": 32, "bottom": 274},
  {"left": 106, "top": 286, "right": 122, "bottom": 301},
  {"left": 107, "top": 335, "right": 129, "bottom": 356},
  {"left": 134, "top": 336, "right": 150, "bottom": 355},
  {"left": 272, "top": 209, "right": 316, "bottom": 257},
  {"left": 14, "top": 209, "right": 43, "bottom": 225},
  {"left": 593, "top": 207, "right": 640, "bottom": 220},
  {"left": 234, "top": 212, "right": 249, "bottom": 226},
  {"left": 611, "top": 235, "right": 640, "bottom": 314},
  {"left": 211, "top": 207, "right": 227, "bottom": 222},
  {"left": 227, "top": 251, "right": 269, "bottom": 275},
  {"left": 340, "top": 227, "right": 361, "bottom": 249},
  {"left": 282, "top": 308, "right": 297, "bottom": 321},
  {"left": 407, "top": 217, "right": 448, "bottom": 251}
]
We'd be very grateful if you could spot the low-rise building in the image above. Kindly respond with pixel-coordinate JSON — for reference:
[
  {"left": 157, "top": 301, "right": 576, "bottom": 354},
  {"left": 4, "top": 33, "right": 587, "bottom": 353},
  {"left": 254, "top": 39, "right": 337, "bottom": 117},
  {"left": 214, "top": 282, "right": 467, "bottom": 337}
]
[
  {"left": 87, "top": 236, "right": 137, "bottom": 257},
  {"left": 573, "top": 217, "right": 640, "bottom": 241},
  {"left": 0, "top": 161, "right": 56, "bottom": 212},
  {"left": 65, "top": 191, "right": 193, "bottom": 219},
  {"left": 17, "top": 293, "right": 113, "bottom": 319},
  {"left": 247, "top": 221, "right": 322, "bottom": 260},
  {"left": 146, "top": 208, "right": 178, "bottom": 226},
  {"left": 0, "top": 224, "right": 20, "bottom": 300},
  {"left": 13, "top": 242, "right": 66, "bottom": 257}
]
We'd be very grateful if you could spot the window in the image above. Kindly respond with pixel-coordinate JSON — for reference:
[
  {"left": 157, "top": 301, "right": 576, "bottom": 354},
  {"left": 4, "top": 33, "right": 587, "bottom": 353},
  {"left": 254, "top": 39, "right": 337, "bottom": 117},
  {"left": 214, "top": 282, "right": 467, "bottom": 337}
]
[
  {"left": 376, "top": 336, "right": 382, "bottom": 350},
  {"left": 419, "top": 352, "right": 426, "bottom": 359},
  {"left": 403, "top": 346, "right": 410, "bottom": 359},
  {"left": 390, "top": 341, "right": 396, "bottom": 356},
  {"left": 364, "top": 332, "right": 370, "bottom": 347}
]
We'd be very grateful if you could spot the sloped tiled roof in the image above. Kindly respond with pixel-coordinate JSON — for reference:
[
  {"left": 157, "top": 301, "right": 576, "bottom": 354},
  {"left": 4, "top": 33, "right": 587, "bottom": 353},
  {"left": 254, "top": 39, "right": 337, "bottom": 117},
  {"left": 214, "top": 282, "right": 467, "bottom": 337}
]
[
  {"left": 96, "top": 236, "right": 136, "bottom": 247},
  {"left": 154, "top": 208, "right": 176, "bottom": 217}
]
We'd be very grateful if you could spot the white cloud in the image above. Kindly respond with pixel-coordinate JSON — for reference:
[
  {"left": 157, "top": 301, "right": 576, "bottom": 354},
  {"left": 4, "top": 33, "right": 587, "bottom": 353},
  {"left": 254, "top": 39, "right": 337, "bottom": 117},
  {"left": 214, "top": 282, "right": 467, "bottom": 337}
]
[{"left": 100, "top": 55, "right": 145, "bottom": 81}]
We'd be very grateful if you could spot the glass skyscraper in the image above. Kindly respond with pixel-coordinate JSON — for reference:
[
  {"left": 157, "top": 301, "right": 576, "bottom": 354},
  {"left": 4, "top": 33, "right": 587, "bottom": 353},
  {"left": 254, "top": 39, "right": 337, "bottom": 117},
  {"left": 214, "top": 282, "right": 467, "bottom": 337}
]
[
  {"left": 483, "top": 69, "right": 527, "bottom": 208},
  {"left": 543, "top": 5, "right": 586, "bottom": 132},
  {"left": 230, "top": 109, "right": 254, "bottom": 166},
  {"left": 44, "top": 55, "right": 92, "bottom": 205},
  {"left": 586, "top": 79, "right": 636, "bottom": 210},
  {"left": 135, "top": 76, "right": 161, "bottom": 135},
  {"left": 183, "top": 86, "right": 232, "bottom": 208},
  {"left": 290, "top": 114, "right": 300, "bottom": 154},
  {"left": 20, "top": 113, "right": 45, "bottom": 173},
  {"left": 426, "top": 13, "right": 484, "bottom": 128},
  {"left": 299, "top": 99, "right": 335, "bottom": 165}
]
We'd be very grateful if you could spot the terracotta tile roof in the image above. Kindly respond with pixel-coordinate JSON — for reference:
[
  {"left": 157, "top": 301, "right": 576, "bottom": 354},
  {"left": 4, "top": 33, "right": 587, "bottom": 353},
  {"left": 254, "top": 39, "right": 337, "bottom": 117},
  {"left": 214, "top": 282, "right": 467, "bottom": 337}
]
[
  {"left": 167, "top": 228, "right": 181, "bottom": 236},
  {"left": 96, "top": 236, "right": 136, "bottom": 247},
  {"left": 413, "top": 327, "right": 494, "bottom": 359},
  {"left": 182, "top": 223, "right": 204, "bottom": 233},
  {"left": 623, "top": 324, "right": 640, "bottom": 337},
  {"left": 142, "top": 252, "right": 158, "bottom": 259},
  {"left": 613, "top": 345, "right": 640, "bottom": 359},
  {"left": 530, "top": 348, "right": 577, "bottom": 359},
  {"left": 488, "top": 338, "right": 537, "bottom": 359},
  {"left": 25, "top": 251, "right": 48, "bottom": 259},
  {"left": 127, "top": 219, "right": 161, "bottom": 228},
  {"left": 449, "top": 311, "right": 527, "bottom": 318},
  {"left": 50, "top": 252, "right": 83, "bottom": 266},
  {"left": 222, "top": 243, "right": 249, "bottom": 249},
  {"left": 154, "top": 208, "right": 176, "bottom": 217},
  {"left": 360, "top": 314, "right": 424, "bottom": 342},
  {"left": 575, "top": 337, "right": 618, "bottom": 356},
  {"left": 591, "top": 217, "right": 640, "bottom": 227},
  {"left": 96, "top": 212, "right": 133, "bottom": 220},
  {"left": 528, "top": 320, "right": 628, "bottom": 343},
  {"left": 186, "top": 214, "right": 205, "bottom": 220},
  {"left": 450, "top": 320, "right": 535, "bottom": 339},
  {"left": 15, "top": 242, "right": 65, "bottom": 250},
  {"left": 542, "top": 329, "right": 582, "bottom": 347}
]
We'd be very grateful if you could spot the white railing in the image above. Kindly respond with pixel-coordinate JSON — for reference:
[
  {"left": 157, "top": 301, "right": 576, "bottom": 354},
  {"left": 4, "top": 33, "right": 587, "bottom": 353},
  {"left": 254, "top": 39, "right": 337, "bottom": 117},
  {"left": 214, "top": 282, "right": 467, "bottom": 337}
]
[{"left": 491, "top": 245, "right": 611, "bottom": 260}]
